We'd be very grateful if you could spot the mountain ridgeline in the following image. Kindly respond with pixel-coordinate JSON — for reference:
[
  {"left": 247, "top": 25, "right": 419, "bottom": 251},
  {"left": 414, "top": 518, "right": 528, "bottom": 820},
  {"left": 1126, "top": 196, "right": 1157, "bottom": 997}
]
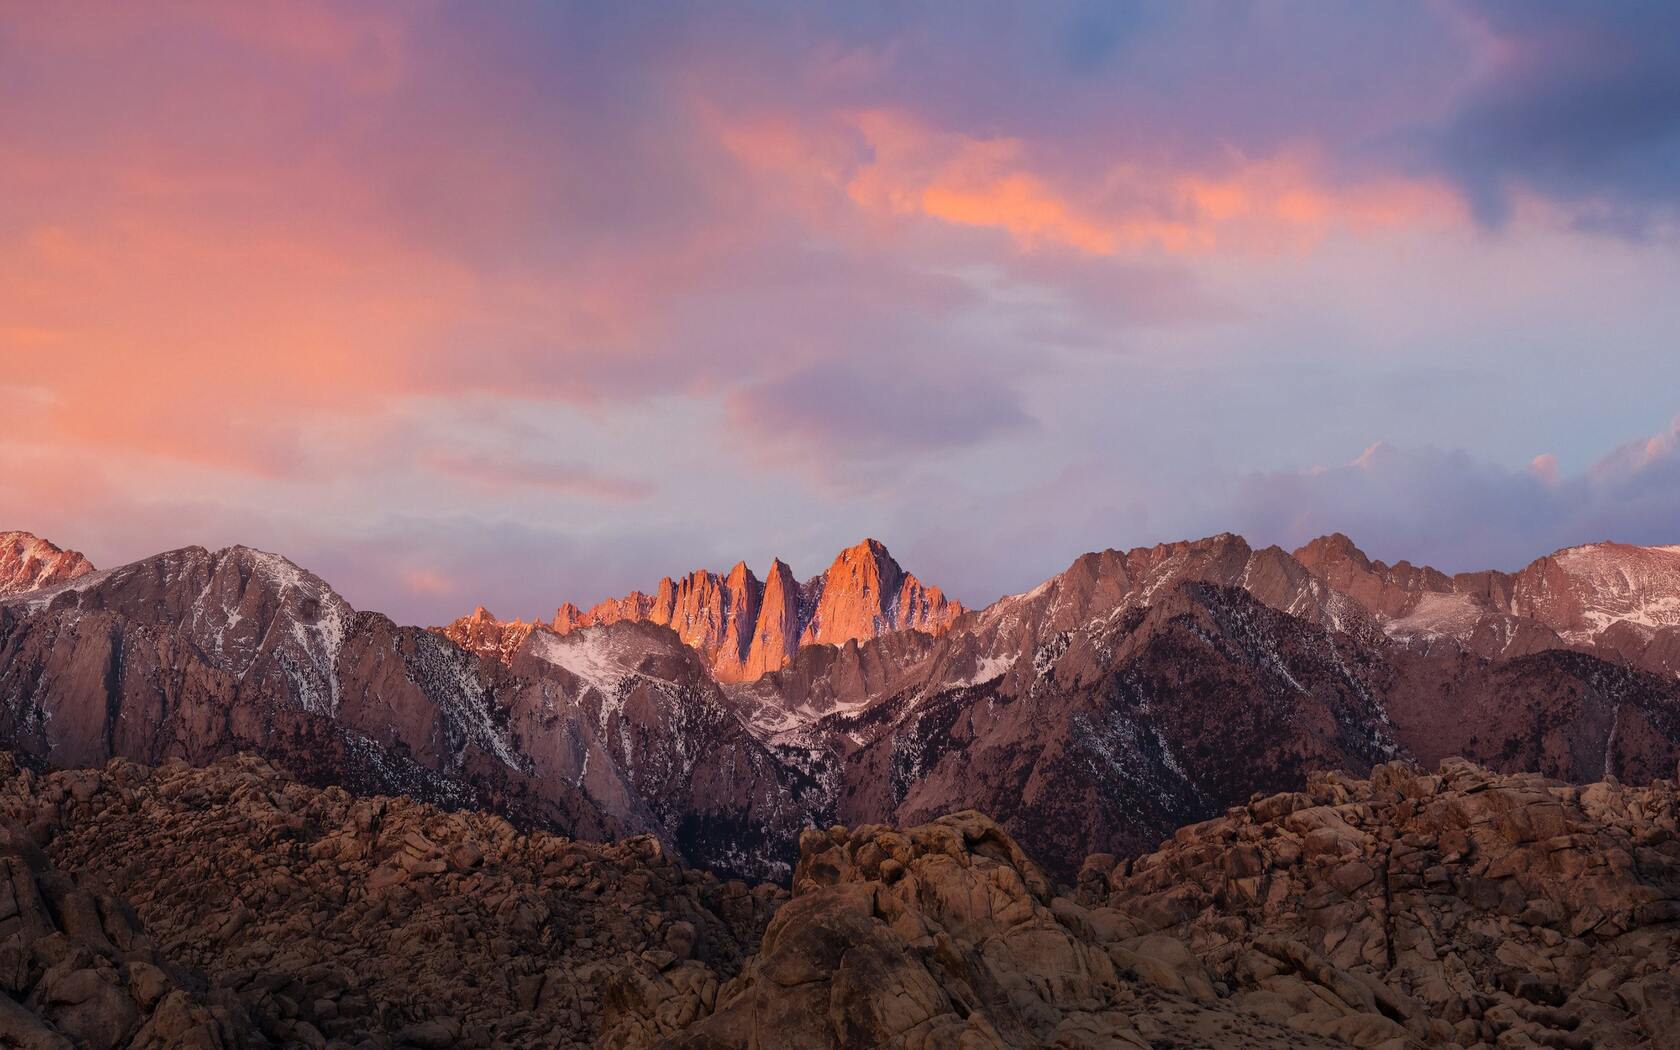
[
  {"left": 443, "top": 539, "right": 963, "bottom": 681},
  {"left": 2, "top": 528, "right": 1679, "bottom": 881}
]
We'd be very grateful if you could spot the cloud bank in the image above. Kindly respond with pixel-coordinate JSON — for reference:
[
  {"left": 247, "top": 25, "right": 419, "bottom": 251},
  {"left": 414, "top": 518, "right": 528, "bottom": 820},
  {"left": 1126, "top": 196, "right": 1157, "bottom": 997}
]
[{"left": 3, "top": 2, "right": 1679, "bottom": 620}]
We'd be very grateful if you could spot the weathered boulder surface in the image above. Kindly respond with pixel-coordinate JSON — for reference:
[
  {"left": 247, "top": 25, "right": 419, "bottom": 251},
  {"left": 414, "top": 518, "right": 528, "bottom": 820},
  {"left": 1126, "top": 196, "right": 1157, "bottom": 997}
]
[
  {"left": 639, "top": 811, "right": 1344, "bottom": 1049},
  {"left": 615, "top": 760, "right": 1680, "bottom": 1050},
  {"left": 0, "top": 814, "right": 259, "bottom": 1048},
  {"left": 1085, "top": 759, "right": 1680, "bottom": 1050}
]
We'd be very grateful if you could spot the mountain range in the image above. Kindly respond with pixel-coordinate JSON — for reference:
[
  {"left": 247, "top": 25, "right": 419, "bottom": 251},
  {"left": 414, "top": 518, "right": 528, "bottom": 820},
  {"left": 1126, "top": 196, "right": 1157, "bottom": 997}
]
[{"left": 2, "top": 527, "right": 1677, "bottom": 881}]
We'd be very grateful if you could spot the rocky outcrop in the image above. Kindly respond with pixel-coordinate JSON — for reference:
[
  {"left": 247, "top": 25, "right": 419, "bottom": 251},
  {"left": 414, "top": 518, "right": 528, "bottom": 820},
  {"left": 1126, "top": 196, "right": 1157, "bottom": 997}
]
[
  {"left": 642, "top": 812, "right": 1331, "bottom": 1049},
  {"left": 438, "top": 605, "right": 541, "bottom": 663},
  {"left": 1084, "top": 759, "right": 1680, "bottom": 1049},
  {"left": 2, "top": 745, "right": 1677, "bottom": 1049},
  {"left": 454, "top": 539, "right": 963, "bottom": 683},
  {"left": 0, "top": 532, "right": 95, "bottom": 599},
  {"left": 741, "top": 559, "right": 801, "bottom": 682},
  {"left": 616, "top": 760, "right": 1680, "bottom": 1050},
  {"left": 796, "top": 539, "right": 951, "bottom": 650},
  {"left": 0, "top": 810, "right": 259, "bottom": 1048}
]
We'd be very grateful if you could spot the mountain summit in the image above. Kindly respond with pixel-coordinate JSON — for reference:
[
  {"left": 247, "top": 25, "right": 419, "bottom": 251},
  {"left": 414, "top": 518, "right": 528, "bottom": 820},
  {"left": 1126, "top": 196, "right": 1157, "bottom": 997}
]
[
  {"left": 446, "top": 539, "right": 963, "bottom": 682},
  {"left": 0, "top": 530, "right": 95, "bottom": 597}
]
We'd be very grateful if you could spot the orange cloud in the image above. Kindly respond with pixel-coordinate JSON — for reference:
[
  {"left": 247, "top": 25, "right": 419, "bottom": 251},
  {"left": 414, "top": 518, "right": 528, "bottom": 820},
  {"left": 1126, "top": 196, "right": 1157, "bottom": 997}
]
[
  {"left": 0, "top": 211, "right": 474, "bottom": 476},
  {"left": 921, "top": 173, "right": 1124, "bottom": 255},
  {"left": 726, "top": 108, "right": 1459, "bottom": 257},
  {"left": 401, "top": 567, "right": 455, "bottom": 597}
]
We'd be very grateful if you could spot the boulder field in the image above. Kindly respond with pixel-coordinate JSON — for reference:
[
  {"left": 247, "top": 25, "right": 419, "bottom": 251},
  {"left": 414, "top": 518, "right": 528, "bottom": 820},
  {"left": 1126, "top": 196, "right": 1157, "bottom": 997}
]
[{"left": 0, "top": 752, "right": 1673, "bottom": 1049}]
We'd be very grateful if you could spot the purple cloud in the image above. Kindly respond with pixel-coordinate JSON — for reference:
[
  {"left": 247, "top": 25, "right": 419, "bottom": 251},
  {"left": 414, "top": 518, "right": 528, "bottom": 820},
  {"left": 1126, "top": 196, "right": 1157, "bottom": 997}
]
[
  {"left": 726, "top": 360, "right": 1034, "bottom": 476},
  {"left": 1225, "top": 420, "right": 1680, "bottom": 572}
]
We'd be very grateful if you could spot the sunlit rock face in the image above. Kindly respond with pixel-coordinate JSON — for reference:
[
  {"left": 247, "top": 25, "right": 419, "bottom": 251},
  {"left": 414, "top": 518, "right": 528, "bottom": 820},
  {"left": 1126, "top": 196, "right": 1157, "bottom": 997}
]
[
  {"left": 461, "top": 538, "right": 964, "bottom": 683},
  {"left": 0, "top": 530, "right": 95, "bottom": 598}
]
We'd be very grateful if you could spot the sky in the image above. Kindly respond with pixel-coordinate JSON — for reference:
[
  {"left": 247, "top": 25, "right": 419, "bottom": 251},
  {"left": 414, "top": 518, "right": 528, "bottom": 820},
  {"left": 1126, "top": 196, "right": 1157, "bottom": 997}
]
[{"left": 3, "top": 1, "right": 1680, "bottom": 624}]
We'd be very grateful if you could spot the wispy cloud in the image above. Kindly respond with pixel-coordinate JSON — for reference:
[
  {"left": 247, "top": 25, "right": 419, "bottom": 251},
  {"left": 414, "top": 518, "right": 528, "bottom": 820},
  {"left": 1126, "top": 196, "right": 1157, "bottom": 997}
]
[
  {"left": 1224, "top": 417, "right": 1680, "bottom": 571},
  {"left": 421, "top": 451, "right": 652, "bottom": 503}
]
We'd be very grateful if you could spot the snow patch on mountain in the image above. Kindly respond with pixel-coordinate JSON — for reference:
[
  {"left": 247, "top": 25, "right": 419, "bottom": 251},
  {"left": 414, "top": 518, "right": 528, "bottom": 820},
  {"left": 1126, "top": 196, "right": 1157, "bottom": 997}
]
[
  {"left": 1386, "top": 592, "right": 1486, "bottom": 641},
  {"left": 1545, "top": 543, "right": 1680, "bottom": 641},
  {"left": 953, "top": 653, "right": 1014, "bottom": 688},
  {"left": 231, "top": 548, "right": 353, "bottom": 716},
  {"left": 530, "top": 628, "right": 631, "bottom": 699}
]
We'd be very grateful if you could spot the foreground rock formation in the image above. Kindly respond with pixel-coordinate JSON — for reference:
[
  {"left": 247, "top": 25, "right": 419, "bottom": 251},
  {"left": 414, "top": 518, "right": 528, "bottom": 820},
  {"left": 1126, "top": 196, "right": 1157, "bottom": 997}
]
[
  {"left": 0, "top": 819, "right": 259, "bottom": 1048},
  {"left": 634, "top": 758, "right": 1680, "bottom": 1049},
  {"left": 1087, "top": 759, "right": 1680, "bottom": 1049},
  {"left": 0, "top": 751, "right": 1673, "bottom": 1048},
  {"left": 0, "top": 753, "right": 784, "bottom": 1049}
]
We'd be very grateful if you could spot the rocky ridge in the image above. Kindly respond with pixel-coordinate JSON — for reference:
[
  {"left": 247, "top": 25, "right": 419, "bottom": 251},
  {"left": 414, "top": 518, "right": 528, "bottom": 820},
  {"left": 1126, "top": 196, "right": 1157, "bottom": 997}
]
[
  {"left": 724, "top": 534, "right": 1680, "bottom": 875},
  {"left": 1297, "top": 533, "right": 1680, "bottom": 674},
  {"left": 447, "top": 539, "right": 963, "bottom": 683},
  {"left": 0, "top": 543, "right": 818, "bottom": 882},
  {"left": 0, "top": 533, "right": 95, "bottom": 599}
]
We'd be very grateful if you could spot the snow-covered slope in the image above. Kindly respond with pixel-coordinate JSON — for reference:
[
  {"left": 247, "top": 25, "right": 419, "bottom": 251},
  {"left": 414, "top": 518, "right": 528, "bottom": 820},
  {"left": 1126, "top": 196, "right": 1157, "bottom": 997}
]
[
  {"left": 1295, "top": 533, "right": 1680, "bottom": 672},
  {"left": 1519, "top": 542, "right": 1680, "bottom": 641}
]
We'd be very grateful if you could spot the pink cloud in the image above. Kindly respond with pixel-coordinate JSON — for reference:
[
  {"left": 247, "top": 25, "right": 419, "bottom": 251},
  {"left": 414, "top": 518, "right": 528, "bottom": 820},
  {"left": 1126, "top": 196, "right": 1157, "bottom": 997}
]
[
  {"left": 400, "top": 566, "right": 455, "bottom": 597},
  {"left": 421, "top": 451, "right": 652, "bottom": 503},
  {"left": 728, "top": 108, "right": 1463, "bottom": 258},
  {"left": 1225, "top": 417, "right": 1680, "bottom": 572}
]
